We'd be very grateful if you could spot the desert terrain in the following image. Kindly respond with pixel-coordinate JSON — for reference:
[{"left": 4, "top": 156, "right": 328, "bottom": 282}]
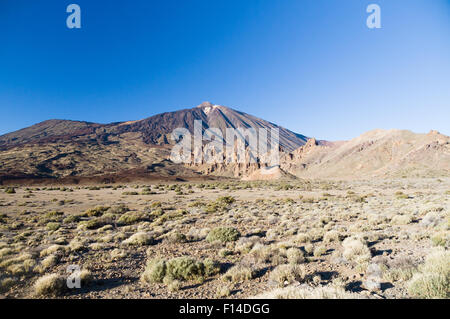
[
  {"left": 0, "top": 178, "right": 448, "bottom": 299},
  {"left": 0, "top": 103, "right": 448, "bottom": 299}
]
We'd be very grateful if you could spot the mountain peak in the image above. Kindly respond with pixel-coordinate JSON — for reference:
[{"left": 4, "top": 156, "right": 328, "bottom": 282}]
[{"left": 197, "top": 101, "right": 215, "bottom": 108}]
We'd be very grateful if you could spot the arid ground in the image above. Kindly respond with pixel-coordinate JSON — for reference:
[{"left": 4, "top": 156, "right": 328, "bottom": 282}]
[{"left": 0, "top": 178, "right": 448, "bottom": 299}]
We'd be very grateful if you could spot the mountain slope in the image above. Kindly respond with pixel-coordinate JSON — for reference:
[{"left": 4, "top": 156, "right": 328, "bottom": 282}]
[
  {"left": 282, "top": 129, "right": 450, "bottom": 179},
  {"left": 0, "top": 102, "right": 309, "bottom": 183},
  {"left": 0, "top": 102, "right": 307, "bottom": 151}
]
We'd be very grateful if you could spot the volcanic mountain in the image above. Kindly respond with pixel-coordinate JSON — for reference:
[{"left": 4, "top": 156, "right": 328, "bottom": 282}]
[
  {"left": 0, "top": 102, "right": 448, "bottom": 184},
  {"left": 0, "top": 102, "right": 308, "bottom": 184}
]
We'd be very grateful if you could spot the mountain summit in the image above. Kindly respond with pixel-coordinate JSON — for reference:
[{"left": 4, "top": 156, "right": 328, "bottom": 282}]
[
  {"left": 0, "top": 102, "right": 307, "bottom": 152},
  {"left": 0, "top": 103, "right": 309, "bottom": 183}
]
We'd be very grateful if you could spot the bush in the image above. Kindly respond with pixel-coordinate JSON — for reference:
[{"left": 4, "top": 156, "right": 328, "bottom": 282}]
[
  {"left": 323, "top": 230, "right": 343, "bottom": 243},
  {"left": 342, "top": 237, "right": 371, "bottom": 264},
  {"left": 166, "top": 257, "right": 206, "bottom": 281},
  {"left": 0, "top": 277, "right": 17, "bottom": 293},
  {"left": 269, "top": 264, "right": 307, "bottom": 287},
  {"left": 206, "top": 227, "right": 240, "bottom": 243},
  {"left": 252, "top": 285, "right": 366, "bottom": 299},
  {"left": 63, "top": 215, "right": 80, "bottom": 224},
  {"left": 313, "top": 246, "right": 327, "bottom": 257},
  {"left": 286, "top": 248, "right": 305, "bottom": 264},
  {"left": 141, "top": 257, "right": 220, "bottom": 284},
  {"left": 40, "top": 255, "right": 59, "bottom": 271},
  {"left": 166, "top": 231, "right": 187, "bottom": 243},
  {"left": 141, "top": 258, "right": 167, "bottom": 283},
  {"left": 391, "top": 215, "right": 413, "bottom": 225},
  {"left": 122, "top": 191, "right": 139, "bottom": 196},
  {"left": 46, "top": 222, "right": 61, "bottom": 231},
  {"left": 205, "top": 196, "right": 235, "bottom": 213},
  {"left": 107, "top": 205, "right": 129, "bottom": 215},
  {"left": 122, "top": 232, "right": 154, "bottom": 246},
  {"left": 431, "top": 232, "right": 448, "bottom": 247},
  {"left": 216, "top": 285, "right": 232, "bottom": 298},
  {"left": 382, "top": 257, "right": 416, "bottom": 282},
  {"left": 217, "top": 196, "right": 235, "bottom": 205},
  {"left": 40, "top": 244, "right": 67, "bottom": 257},
  {"left": 167, "top": 279, "right": 182, "bottom": 292},
  {"left": 407, "top": 247, "right": 449, "bottom": 298},
  {"left": 222, "top": 264, "right": 256, "bottom": 282},
  {"left": 5, "top": 187, "right": 16, "bottom": 194},
  {"left": 117, "top": 211, "right": 143, "bottom": 226},
  {"left": 84, "top": 218, "right": 105, "bottom": 230},
  {"left": 34, "top": 274, "right": 66, "bottom": 296},
  {"left": 84, "top": 206, "right": 109, "bottom": 217}
]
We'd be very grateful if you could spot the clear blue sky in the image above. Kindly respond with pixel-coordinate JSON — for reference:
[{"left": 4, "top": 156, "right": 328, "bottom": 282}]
[{"left": 1, "top": 0, "right": 449, "bottom": 140}]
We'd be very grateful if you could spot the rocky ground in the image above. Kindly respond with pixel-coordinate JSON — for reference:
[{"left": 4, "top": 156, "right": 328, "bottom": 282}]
[{"left": 0, "top": 178, "right": 448, "bottom": 299}]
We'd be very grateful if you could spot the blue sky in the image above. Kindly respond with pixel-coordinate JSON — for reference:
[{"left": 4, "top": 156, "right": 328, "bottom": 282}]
[{"left": 0, "top": 0, "right": 449, "bottom": 140}]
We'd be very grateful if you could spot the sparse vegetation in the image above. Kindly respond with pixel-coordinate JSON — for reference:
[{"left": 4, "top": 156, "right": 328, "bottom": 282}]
[{"left": 0, "top": 178, "right": 448, "bottom": 299}]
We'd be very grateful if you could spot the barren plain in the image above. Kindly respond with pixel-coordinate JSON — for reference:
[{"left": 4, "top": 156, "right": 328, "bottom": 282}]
[{"left": 0, "top": 178, "right": 448, "bottom": 299}]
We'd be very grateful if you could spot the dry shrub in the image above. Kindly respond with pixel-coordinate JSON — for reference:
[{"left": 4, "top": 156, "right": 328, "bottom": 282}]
[
  {"left": 122, "top": 232, "right": 154, "bottom": 246},
  {"left": 252, "top": 284, "right": 367, "bottom": 299},
  {"left": 34, "top": 274, "right": 66, "bottom": 296},
  {"left": 342, "top": 237, "right": 371, "bottom": 265},
  {"left": 222, "top": 264, "right": 256, "bottom": 282},
  {"left": 269, "top": 264, "right": 307, "bottom": 287},
  {"left": 408, "top": 247, "right": 449, "bottom": 298}
]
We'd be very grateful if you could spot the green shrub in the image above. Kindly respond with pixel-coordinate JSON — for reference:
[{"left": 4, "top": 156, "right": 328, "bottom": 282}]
[
  {"left": 122, "top": 191, "right": 139, "bottom": 196},
  {"left": 408, "top": 248, "right": 449, "bottom": 298},
  {"left": 166, "top": 257, "right": 206, "bottom": 281},
  {"left": 84, "top": 218, "right": 105, "bottom": 230},
  {"left": 117, "top": 211, "right": 143, "bottom": 226},
  {"left": 46, "top": 222, "right": 61, "bottom": 231},
  {"left": 63, "top": 215, "right": 80, "bottom": 224},
  {"left": 206, "top": 227, "right": 241, "bottom": 243},
  {"left": 151, "top": 201, "right": 162, "bottom": 208},
  {"left": 217, "top": 196, "right": 235, "bottom": 205},
  {"left": 107, "top": 205, "right": 129, "bottom": 214},
  {"left": 430, "top": 232, "right": 448, "bottom": 247},
  {"left": 141, "top": 257, "right": 220, "bottom": 284},
  {"left": 205, "top": 196, "right": 235, "bottom": 213},
  {"left": 44, "top": 211, "right": 64, "bottom": 219},
  {"left": 84, "top": 206, "right": 109, "bottom": 217},
  {"left": 141, "top": 189, "right": 156, "bottom": 195},
  {"left": 122, "top": 232, "right": 154, "bottom": 246},
  {"left": 395, "top": 191, "right": 409, "bottom": 199},
  {"left": 141, "top": 258, "right": 167, "bottom": 283},
  {"left": 5, "top": 187, "right": 16, "bottom": 194},
  {"left": 166, "top": 232, "right": 187, "bottom": 243}
]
